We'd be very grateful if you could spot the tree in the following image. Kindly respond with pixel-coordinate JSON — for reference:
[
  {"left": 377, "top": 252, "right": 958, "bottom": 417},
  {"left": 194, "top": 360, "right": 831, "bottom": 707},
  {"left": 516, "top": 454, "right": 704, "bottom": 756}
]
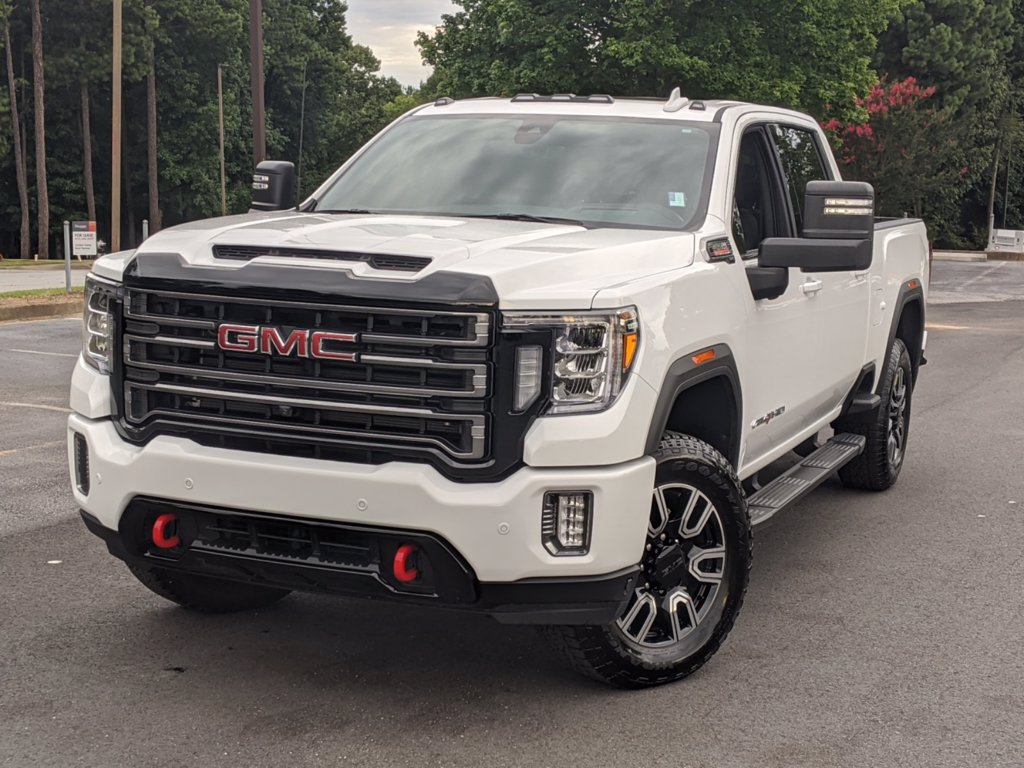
[
  {"left": 30, "top": 0, "right": 46, "bottom": 257},
  {"left": 261, "top": 0, "right": 401, "bottom": 198},
  {"left": 418, "top": 0, "right": 904, "bottom": 120},
  {"left": 146, "top": 25, "right": 159, "bottom": 232},
  {"left": 876, "top": 0, "right": 1017, "bottom": 245},
  {"left": 2, "top": 13, "right": 29, "bottom": 258},
  {"left": 823, "top": 77, "right": 962, "bottom": 225}
]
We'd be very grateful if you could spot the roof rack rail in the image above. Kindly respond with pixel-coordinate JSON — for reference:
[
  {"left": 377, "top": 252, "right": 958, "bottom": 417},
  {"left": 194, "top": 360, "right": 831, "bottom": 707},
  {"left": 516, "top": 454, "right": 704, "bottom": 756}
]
[
  {"left": 511, "top": 93, "right": 615, "bottom": 104},
  {"left": 663, "top": 87, "right": 690, "bottom": 113}
]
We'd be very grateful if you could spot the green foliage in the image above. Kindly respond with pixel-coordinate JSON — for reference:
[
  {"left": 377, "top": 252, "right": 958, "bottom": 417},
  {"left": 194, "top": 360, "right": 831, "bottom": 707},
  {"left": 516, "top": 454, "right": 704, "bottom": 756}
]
[
  {"left": 875, "top": 0, "right": 1019, "bottom": 246},
  {"left": 418, "top": 0, "right": 904, "bottom": 120},
  {"left": 1, "top": 0, "right": 1022, "bottom": 254},
  {"left": 824, "top": 78, "right": 962, "bottom": 226},
  {"left": 0, "top": 0, "right": 402, "bottom": 255}
]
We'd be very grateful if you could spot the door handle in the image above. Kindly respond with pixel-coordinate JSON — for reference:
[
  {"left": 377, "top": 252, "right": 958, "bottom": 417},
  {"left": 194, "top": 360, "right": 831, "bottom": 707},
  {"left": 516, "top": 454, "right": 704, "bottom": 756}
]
[{"left": 801, "top": 279, "right": 823, "bottom": 296}]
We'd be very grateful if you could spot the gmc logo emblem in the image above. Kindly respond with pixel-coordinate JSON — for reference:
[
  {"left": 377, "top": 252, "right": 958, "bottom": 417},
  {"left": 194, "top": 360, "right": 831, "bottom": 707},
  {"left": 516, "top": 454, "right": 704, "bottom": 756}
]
[{"left": 217, "top": 324, "right": 358, "bottom": 361}]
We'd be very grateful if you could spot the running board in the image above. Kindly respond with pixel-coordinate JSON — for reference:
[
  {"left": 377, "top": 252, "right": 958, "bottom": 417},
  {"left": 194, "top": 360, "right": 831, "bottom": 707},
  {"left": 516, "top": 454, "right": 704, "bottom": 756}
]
[{"left": 747, "top": 433, "right": 866, "bottom": 526}]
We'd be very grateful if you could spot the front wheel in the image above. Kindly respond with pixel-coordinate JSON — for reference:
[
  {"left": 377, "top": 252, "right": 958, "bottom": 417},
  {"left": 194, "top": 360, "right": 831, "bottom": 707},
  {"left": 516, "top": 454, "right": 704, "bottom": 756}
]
[{"left": 544, "top": 434, "right": 751, "bottom": 688}]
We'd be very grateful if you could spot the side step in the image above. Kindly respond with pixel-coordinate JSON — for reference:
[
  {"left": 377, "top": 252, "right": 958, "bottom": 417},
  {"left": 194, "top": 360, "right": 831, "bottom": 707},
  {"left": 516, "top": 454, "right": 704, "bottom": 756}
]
[{"left": 747, "top": 433, "right": 866, "bottom": 526}]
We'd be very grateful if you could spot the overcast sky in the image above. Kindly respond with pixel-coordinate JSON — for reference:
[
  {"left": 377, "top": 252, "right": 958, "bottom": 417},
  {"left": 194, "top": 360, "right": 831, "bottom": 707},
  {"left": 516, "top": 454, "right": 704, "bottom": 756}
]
[{"left": 346, "top": 0, "right": 456, "bottom": 87}]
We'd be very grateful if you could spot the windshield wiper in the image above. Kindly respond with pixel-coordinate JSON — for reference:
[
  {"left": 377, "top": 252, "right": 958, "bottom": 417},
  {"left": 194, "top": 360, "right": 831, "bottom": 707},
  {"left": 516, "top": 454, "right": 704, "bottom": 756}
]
[
  {"left": 457, "top": 212, "right": 594, "bottom": 229},
  {"left": 313, "top": 208, "right": 378, "bottom": 215}
]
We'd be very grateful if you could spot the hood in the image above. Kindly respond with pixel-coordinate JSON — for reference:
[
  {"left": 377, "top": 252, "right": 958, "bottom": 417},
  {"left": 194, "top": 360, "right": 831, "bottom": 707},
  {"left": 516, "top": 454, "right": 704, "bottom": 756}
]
[{"left": 117, "top": 211, "right": 697, "bottom": 309}]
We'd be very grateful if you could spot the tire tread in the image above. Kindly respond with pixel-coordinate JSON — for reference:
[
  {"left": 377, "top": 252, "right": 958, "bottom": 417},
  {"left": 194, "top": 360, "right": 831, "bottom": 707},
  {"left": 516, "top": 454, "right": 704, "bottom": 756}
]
[
  {"left": 543, "top": 433, "right": 752, "bottom": 688},
  {"left": 837, "top": 338, "right": 912, "bottom": 492}
]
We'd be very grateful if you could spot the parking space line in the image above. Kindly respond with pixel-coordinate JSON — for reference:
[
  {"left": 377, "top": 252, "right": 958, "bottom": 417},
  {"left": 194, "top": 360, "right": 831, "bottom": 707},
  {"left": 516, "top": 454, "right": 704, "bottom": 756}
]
[
  {"left": 0, "top": 401, "right": 72, "bottom": 413},
  {"left": 0, "top": 440, "right": 63, "bottom": 458},
  {"left": 5, "top": 348, "right": 77, "bottom": 358}
]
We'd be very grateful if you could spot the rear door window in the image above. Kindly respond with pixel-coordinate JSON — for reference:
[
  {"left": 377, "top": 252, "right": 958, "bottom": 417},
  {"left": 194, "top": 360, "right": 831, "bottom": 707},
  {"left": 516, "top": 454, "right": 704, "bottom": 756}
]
[{"left": 768, "top": 125, "right": 831, "bottom": 233}]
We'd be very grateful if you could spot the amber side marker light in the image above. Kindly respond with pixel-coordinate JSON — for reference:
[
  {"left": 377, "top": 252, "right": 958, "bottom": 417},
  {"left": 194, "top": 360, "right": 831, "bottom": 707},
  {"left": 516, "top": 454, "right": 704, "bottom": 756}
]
[
  {"left": 691, "top": 348, "right": 717, "bottom": 366},
  {"left": 623, "top": 332, "right": 639, "bottom": 370}
]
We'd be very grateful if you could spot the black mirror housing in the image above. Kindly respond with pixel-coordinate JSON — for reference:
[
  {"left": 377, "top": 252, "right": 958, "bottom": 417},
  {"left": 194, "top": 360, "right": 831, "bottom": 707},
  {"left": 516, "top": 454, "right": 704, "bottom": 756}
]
[
  {"left": 759, "top": 237, "right": 872, "bottom": 273},
  {"left": 803, "top": 180, "right": 874, "bottom": 240},
  {"left": 251, "top": 160, "right": 296, "bottom": 212},
  {"left": 756, "top": 180, "right": 875, "bottom": 273}
]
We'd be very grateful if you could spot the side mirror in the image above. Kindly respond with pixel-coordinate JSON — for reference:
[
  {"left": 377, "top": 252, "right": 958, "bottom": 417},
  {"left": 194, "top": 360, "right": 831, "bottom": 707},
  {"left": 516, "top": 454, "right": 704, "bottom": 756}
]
[
  {"left": 758, "top": 180, "right": 874, "bottom": 273},
  {"left": 250, "top": 160, "right": 296, "bottom": 212},
  {"left": 802, "top": 180, "right": 874, "bottom": 240}
]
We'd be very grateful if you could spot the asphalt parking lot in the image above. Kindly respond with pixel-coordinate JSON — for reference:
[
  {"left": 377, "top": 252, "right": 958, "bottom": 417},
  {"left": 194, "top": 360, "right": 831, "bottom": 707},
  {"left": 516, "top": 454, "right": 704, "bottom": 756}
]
[{"left": 1, "top": 261, "right": 1022, "bottom": 768}]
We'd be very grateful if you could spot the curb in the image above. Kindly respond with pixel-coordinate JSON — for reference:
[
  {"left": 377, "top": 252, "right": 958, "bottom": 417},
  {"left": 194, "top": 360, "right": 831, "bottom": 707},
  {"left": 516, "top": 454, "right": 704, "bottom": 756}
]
[
  {"left": 0, "top": 262, "right": 94, "bottom": 271},
  {"left": 0, "top": 297, "right": 83, "bottom": 323},
  {"left": 932, "top": 251, "right": 987, "bottom": 263}
]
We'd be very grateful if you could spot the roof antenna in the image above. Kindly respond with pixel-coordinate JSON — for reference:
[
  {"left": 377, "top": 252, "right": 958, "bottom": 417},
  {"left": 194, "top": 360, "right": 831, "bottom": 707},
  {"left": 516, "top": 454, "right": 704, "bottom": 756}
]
[{"left": 664, "top": 86, "right": 690, "bottom": 113}]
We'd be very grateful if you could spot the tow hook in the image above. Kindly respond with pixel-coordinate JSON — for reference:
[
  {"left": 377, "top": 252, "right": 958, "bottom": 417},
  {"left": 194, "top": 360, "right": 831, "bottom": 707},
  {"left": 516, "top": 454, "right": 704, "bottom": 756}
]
[
  {"left": 151, "top": 513, "right": 181, "bottom": 549},
  {"left": 393, "top": 543, "right": 420, "bottom": 583}
]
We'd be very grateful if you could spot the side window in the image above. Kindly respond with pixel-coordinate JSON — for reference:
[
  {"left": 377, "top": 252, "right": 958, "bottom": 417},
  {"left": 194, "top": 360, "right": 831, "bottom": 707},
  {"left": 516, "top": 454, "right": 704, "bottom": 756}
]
[
  {"left": 732, "top": 128, "right": 785, "bottom": 256},
  {"left": 768, "top": 124, "right": 830, "bottom": 233}
]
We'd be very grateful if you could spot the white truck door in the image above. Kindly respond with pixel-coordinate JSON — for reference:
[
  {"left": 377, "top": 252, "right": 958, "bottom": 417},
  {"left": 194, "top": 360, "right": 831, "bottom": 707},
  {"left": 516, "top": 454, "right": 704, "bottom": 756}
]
[
  {"left": 729, "top": 126, "right": 822, "bottom": 469},
  {"left": 767, "top": 123, "right": 871, "bottom": 420}
]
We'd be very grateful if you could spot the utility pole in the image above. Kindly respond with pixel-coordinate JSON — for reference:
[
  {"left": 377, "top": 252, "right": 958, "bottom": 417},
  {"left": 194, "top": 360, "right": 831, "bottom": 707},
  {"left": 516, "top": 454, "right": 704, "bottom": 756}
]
[
  {"left": 297, "top": 59, "right": 307, "bottom": 205},
  {"left": 249, "top": 0, "right": 265, "bottom": 168},
  {"left": 1004, "top": 134, "right": 1013, "bottom": 230},
  {"left": 111, "top": 0, "right": 123, "bottom": 251},
  {"left": 218, "top": 63, "right": 227, "bottom": 216}
]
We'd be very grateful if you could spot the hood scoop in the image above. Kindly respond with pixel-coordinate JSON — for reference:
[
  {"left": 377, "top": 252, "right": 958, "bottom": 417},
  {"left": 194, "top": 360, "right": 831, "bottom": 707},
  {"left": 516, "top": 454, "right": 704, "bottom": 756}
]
[{"left": 211, "top": 244, "right": 431, "bottom": 273}]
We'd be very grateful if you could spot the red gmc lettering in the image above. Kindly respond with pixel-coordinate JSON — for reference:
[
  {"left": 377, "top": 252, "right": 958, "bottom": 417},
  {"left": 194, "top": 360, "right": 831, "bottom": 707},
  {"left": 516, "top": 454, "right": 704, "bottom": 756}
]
[
  {"left": 217, "top": 324, "right": 357, "bottom": 360},
  {"left": 311, "top": 331, "right": 358, "bottom": 361},
  {"left": 217, "top": 324, "right": 259, "bottom": 353},
  {"left": 260, "top": 327, "right": 310, "bottom": 358}
]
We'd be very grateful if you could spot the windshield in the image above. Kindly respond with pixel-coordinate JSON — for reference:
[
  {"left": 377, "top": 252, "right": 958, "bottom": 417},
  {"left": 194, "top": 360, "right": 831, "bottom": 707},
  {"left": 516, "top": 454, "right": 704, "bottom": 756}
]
[{"left": 314, "top": 115, "right": 718, "bottom": 230}]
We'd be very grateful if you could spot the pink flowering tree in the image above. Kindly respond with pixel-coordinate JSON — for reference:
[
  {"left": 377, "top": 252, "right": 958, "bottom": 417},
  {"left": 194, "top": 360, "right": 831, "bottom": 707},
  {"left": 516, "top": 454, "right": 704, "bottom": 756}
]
[{"left": 822, "top": 77, "right": 962, "bottom": 227}]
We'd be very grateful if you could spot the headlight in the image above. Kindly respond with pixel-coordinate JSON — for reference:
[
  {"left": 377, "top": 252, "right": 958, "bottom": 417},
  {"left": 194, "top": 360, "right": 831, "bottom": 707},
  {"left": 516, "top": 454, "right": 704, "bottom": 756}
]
[
  {"left": 503, "top": 307, "right": 639, "bottom": 414},
  {"left": 82, "top": 274, "right": 120, "bottom": 374}
]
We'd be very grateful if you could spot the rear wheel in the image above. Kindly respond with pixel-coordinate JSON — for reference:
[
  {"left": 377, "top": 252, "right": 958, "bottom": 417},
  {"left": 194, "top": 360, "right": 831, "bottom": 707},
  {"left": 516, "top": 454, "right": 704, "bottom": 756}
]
[
  {"left": 838, "top": 338, "right": 913, "bottom": 491},
  {"left": 128, "top": 564, "right": 290, "bottom": 614},
  {"left": 545, "top": 433, "right": 751, "bottom": 688}
]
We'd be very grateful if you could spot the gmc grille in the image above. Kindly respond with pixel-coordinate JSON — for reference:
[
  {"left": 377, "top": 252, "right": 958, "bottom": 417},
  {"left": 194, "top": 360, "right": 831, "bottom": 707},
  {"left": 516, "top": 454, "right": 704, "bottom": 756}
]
[{"left": 117, "top": 288, "right": 492, "bottom": 463}]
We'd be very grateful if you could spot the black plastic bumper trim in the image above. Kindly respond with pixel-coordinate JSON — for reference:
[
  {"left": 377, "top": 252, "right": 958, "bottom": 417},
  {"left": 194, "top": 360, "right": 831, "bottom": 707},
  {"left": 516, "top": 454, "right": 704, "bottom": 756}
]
[{"left": 80, "top": 508, "right": 638, "bottom": 626}]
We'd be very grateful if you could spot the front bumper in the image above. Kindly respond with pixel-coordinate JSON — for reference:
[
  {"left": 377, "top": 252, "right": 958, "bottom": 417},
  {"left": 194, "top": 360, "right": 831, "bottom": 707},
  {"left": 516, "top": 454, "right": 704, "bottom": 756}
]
[
  {"left": 80, "top": 507, "right": 639, "bottom": 625},
  {"left": 69, "top": 415, "right": 655, "bottom": 623}
]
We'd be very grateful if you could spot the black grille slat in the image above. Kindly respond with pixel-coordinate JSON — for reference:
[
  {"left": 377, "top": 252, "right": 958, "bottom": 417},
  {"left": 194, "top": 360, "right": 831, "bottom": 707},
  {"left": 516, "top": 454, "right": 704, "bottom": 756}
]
[
  {"left": 118, "top": 288, "right": 492, "bottom": 462},
  {"left": 196, "top": 512, "right": 375, "bottom": 567},
  {"left": 211, "top": 245, "right": 431, "bottom": 273}
]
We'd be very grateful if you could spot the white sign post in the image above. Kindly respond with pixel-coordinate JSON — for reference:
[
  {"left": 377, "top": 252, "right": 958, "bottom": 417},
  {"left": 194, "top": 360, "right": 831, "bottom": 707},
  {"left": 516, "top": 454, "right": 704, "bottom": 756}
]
[{"left": 71, "top": 221, "right": 98, "bottom": 260}]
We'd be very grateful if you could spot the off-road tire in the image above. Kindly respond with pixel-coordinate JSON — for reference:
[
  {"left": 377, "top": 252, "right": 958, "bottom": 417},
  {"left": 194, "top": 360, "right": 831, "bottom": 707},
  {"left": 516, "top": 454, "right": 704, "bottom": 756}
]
[
  {"left": 543, "top": 433, "right": 751, "bottom": 688},
  {"left": 837, "top": 338, "right": 913, "bottom": 491},
  {"left": 128, "top": 564, "right": 290, "bottom": 614}
]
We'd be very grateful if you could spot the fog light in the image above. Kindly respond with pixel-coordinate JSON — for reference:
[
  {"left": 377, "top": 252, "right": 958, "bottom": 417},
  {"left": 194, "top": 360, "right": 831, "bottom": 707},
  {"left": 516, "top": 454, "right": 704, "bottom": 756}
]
[
  {"left": 542, "top": 491, "right": 593, "bottom": 555},
  {"left": 73, "top": 432, "right": 90, "bottom": 496}
]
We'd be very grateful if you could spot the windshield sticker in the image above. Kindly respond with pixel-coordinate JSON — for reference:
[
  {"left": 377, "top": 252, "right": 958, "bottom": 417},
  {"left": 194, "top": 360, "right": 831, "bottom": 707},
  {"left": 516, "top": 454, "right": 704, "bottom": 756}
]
[{"left": 668, "top": 192, "right": 687, "bottom": 208}]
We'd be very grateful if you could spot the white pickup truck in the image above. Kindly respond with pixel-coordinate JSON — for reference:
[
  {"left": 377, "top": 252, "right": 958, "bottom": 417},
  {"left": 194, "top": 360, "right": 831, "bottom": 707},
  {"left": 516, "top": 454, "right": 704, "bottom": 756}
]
[{"left": 70, "top": 92, "right": 929, "bottom": 688}]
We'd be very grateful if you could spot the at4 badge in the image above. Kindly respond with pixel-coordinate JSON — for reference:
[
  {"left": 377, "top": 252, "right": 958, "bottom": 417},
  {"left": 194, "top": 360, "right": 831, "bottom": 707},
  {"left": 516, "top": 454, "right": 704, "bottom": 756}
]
[{"left": 751, "top": 406, "right": 786, "bottom": 429}]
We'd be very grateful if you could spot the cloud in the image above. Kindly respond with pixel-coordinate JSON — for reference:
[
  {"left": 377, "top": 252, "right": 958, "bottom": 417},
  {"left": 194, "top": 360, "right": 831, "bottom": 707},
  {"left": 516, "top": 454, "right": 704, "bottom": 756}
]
[{"left": 347, "top": 0, "right": 456, "bottom": 86}]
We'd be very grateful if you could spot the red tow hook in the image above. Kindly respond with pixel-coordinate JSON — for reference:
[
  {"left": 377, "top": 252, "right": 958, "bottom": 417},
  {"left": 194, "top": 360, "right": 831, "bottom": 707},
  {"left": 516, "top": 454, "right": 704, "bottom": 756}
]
[
  {"left": 393, "top": 543, "right": 420, "bottom": 583},
  {"left": 152, "top": 513, "right": 181, "bottom": 549}
]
